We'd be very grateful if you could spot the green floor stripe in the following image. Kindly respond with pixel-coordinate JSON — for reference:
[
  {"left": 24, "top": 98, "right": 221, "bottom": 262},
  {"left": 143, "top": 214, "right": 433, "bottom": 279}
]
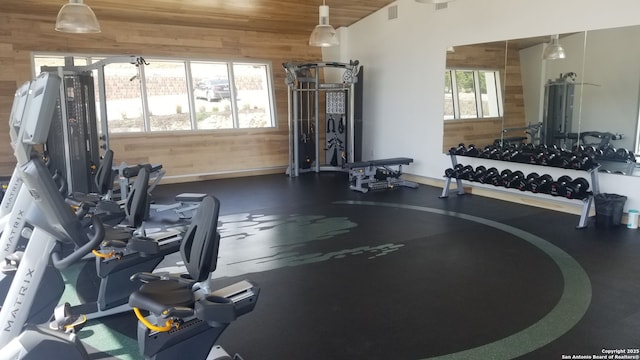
[{"left": 335, "top": 200, "right": 592, "bottom": 360}]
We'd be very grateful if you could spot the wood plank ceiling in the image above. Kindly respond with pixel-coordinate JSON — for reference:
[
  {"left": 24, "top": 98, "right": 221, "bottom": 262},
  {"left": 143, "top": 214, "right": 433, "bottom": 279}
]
[{"left": 2, "top": 0, "right": 396, "bottom": 35}]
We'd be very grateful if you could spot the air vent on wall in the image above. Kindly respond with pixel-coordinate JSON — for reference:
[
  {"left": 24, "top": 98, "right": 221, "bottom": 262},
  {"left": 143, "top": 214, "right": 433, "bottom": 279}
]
[
  {"left": 388, "top": 5, "right": 398, "bottom": 20},
  {"left": 435, "top": 3, "right": 448, "bottom": 10}
]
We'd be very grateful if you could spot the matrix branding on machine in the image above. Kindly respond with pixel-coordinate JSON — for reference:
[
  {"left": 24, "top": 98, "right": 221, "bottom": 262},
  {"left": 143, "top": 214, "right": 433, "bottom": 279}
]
[
  {"left": 4, "top": 267, "right": 34, "bottom": 332},
  {"left": 2, "top": 179, "right": 21, "bottom": 212},
  {"left": 4, "top": 210, "right": 24, "bottom": 253}
]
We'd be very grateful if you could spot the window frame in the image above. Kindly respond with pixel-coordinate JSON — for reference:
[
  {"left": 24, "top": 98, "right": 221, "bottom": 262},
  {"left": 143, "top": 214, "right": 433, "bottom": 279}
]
[
  {"left": 31, "top": 52, "right": 278, "bottom": 133},
  {"left": 444, "top": 68, "right": 504, "bottom": 121}
]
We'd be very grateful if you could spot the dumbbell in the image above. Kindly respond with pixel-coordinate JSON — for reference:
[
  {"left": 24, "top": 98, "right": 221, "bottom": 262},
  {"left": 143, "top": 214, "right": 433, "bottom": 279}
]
[
  {"left": 614, "top": 148, "right": 629, "bottom": 161},
  {"left": 521, "top": 172, "right": 539, "bottom": 192},
  {"left": 449, "top": 143, "right": 467, "bottom": 156},
  {"left": 505, "top": 171, "right": 525, "bottom": 189},
  {"left": 583, "top": 145, "right": 597, "bottom": 157},
  {"left": 550, "top": 175, "right": 572, "bottom": 196},
  {"left": 456, "top": 165, "right": 475, "bottom": 180},
  {"left": 472, "top": 166, "right": 487, "bottom": 182},
  {"left": 564, "top": 177, "right": 590, "bottom": 199},
  {"left": 529, "top": 174, "right": 553, "bottom": 194},
  {"left": 602, "top": 146, "right": 617, "bottom": 159},
  {"left": 477, "top": 167, "right": 499, "bottom": 184},
  {"left": 569, "top": 154, "right": 596, "bottom": 170},
  {"left": 492, "top": 169, "right": 512, "bottom": 187},
  {"left": 572, "top": 144, "right": 585, "bottom": 154},
  {"left": 520, "top": 143, "right": 535, "bottom": 151},
  {"left": 512, "top": 172, "right": 538, "bottom": 191},
  {"left": 466, "top": 144, "right": 480, "bottom": 157},
  {"left": 550, "top": 151, "right": 572, "bottom": 168},
  {"left": 479, "top": 145, "right": 497, "bottom": 159},
  {"left": 444, "top": 164, "right": 464, "bottom": 178}
]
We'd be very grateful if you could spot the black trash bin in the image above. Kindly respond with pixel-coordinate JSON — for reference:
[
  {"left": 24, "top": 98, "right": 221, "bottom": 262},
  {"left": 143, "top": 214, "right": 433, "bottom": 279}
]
[{"left": 594, "top": 193, "right": 627, "bottom": 229}]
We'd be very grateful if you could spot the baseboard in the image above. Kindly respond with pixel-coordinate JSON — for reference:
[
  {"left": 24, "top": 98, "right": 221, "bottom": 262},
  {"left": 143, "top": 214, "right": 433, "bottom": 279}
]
[{"left": 158, "top": 166, "right": 287, "bottom": 185}]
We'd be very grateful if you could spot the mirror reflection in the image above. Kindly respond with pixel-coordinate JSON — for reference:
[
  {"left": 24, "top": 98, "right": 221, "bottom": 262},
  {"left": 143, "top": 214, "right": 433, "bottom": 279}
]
[{"left": 443, "top": 25, "right": 639, "bottom": 176}]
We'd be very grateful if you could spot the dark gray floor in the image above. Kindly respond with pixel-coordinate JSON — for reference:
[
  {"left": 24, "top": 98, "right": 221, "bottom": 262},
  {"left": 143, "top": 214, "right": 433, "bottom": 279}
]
[{"left": 83, "top": 172, "right": 639, "bottom": 359}]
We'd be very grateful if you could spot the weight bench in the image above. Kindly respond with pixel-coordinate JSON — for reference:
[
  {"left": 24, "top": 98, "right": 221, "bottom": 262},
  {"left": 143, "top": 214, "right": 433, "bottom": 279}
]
[{"left": 347, "top": 157, "right": 417, "bottom": 193}]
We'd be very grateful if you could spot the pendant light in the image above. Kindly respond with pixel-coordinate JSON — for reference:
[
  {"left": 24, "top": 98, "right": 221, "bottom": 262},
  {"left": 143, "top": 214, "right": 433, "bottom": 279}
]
[
  {"left": 543, "top": 34, "right": 566, "bottom": 60},
  {"left": 55, "top": 0, "right": 101, "bottom": 33},
  {"left": 309, "top": 1, "right": 339, "bottom": 47}
]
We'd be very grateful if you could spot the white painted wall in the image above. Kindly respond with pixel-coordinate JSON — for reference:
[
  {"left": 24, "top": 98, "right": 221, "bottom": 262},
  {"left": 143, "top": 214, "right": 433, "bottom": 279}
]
[
  {"left": 337, "top": 0, "right": 640, "bottom": 210},
  {"left": 580, "top": 26, "right": 640, "bottom": 150},
  {"left": 520, "top": 26, "right": 640, "bottom": 151}
]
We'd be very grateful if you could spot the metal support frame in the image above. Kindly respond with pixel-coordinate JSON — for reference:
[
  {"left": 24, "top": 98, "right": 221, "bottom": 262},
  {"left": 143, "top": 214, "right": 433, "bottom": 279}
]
[
  {"left": 283, "top": 61, "right": 360, "bottom": 177},
  {"left": 441, "top": 154, "right": 600, "bottom": 228},
  {"left": 439, "top": 154, "right": 466, "bottom": 198}
]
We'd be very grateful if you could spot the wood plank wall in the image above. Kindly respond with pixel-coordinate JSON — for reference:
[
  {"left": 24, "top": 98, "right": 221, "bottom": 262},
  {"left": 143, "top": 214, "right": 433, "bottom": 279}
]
[
  {"left": 0, "top": 12, "right": 320, "bottom": 181},
  {"left": 443, "top": 42, "right": 526, "bottom": 152}
]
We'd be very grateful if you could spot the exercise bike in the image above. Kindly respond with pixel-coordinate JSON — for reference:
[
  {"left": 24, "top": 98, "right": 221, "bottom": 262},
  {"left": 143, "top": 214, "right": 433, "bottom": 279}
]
[{"left": 0, "top": 71, "right": 259, "bottom": 359}]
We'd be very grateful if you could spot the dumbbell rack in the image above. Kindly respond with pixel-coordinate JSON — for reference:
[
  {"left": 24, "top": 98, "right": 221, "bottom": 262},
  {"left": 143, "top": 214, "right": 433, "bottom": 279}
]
[{"left": 440, "top": 153, "right": 601, "bottom": 229}]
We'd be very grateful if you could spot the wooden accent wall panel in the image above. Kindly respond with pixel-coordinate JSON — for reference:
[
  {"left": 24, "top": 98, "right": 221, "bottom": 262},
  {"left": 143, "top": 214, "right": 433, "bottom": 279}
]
[
  {"left": 443, "top": 42, "right": 527, "bottom": 152},
  {"left": 0, "top": 12, "right": 320, "bottom": 180}
]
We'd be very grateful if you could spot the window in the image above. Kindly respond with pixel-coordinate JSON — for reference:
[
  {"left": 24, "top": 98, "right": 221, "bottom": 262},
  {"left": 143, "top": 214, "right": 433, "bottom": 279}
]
[
  {"left": 444, "top": 69, "right": 503, "bottom": 120},
  {"left": 145, "top": 60, "right": 191, "bottom": 131},
  {"left": 32, "top": 54, "right": 277, "bottom": 133}
]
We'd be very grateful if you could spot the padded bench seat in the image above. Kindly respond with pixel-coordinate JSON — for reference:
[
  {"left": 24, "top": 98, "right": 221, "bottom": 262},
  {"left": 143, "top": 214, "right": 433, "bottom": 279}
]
[{"left": 348, "top": 157, "right": 417, "bottom": 193}]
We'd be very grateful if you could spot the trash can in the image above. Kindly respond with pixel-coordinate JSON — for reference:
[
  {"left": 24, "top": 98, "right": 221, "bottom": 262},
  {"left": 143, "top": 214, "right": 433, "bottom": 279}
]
[{"left": 594, "top": 193, "right": 627, "bottom": 229}]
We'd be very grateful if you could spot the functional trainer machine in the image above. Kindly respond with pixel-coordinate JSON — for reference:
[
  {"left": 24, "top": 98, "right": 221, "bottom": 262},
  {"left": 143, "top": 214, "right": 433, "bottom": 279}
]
[
  {"left": 542, "top": 72, "right": 576, "bottom": 148},
  {"left": 283, "top": 61, "right": 363, "bottom": 177}
]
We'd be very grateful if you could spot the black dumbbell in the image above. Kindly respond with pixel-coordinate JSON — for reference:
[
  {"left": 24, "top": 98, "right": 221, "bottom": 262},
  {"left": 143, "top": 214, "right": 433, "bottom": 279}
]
[
  {"left": 614, "top": 148, "right": 629, "bottom": 161},
  {"left": 457, "top": 165, "right": 475, "bottom": 180},
  {"left": 564, "top": 177, "right": 590, "bottom": 199},
  {"left": 521, "top": 172, "right": 540, "bottom": 192},
  {"left": 602, "top": 146, "right": 617, "bottom": 159},
  {"left": 444, "top": 164, "right": 464, "bottom": 178},
  {"left": 466, "top": 144, "right": 480, "bottom": 157},
  {"left": 492, "top": 169, "right": 512, "bottom": 187},
  {"left": 506, "top": 171, "right": 525, "bottom": 189},
  {"left": 453, "top": 143, "right": 467, "bottom": 155},
  {"left": 444, "top": 168, "right": 456, "bottom": 178},
  {"left": 477, "top": 167, "right": 499, "bottom": 184},
  {"left": 472, "top": 166, "right": 487, "bottom": 182},
  {"left": 569, "top": 154, "right": 595, "bottom": 170},
  {"left": 550, "top": 175, "right": 572, "bottom": 196},
  {"left": 529, "top": 174, "right": 553, "bottom": 194},
  {"left": 583, "top": 145, "right": 597, "bottom": 157}
]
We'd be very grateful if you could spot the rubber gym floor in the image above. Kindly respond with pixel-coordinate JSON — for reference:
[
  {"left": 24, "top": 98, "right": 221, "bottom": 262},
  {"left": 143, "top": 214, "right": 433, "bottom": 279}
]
[{"left": 66, "top": 172, "right": 640, "bottom": 360}]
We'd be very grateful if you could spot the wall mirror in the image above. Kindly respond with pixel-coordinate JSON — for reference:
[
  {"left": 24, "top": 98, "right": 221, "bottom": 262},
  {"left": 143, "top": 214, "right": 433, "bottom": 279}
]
[{"left": 443, "top": 25, "right": 640, "bottom": 176}]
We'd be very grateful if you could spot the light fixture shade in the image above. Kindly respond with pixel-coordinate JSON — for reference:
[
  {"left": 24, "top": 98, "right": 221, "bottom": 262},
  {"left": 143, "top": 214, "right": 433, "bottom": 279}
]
[
  {"left": 309, "top": 4, "right": 339, "bottom": 47},
  {"left": 309, "top": 25, "right": 338, "bottom": 47},
  {"left": 55, "top": 0, "right": 101, "bottom": 33},
  {"left": 543, "top": 34, "right": 566, "bottom": 60}
]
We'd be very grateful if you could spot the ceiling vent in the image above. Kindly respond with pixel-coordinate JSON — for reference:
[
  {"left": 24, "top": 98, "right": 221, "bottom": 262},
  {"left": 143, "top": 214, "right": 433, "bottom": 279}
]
[{"left": 388, "top": 5, "right": 398, "bottom": 20}]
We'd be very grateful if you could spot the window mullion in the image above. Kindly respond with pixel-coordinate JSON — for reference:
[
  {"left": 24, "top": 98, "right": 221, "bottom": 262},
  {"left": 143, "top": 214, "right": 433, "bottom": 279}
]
[
  {"left": 451, "top": 71, "right": 460, "bottom": 119},
  {"left": 227, "top": 62, "right": 239, "bottom": 128},
  {"left": 138, "top": 64, "right": 151, "bottom": 132},
  {"left": 473, "top": 71, "right": 483, "bottom": 118},
  {"left": 184, "top": 60, "right": 197, "bottom": 130}
]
